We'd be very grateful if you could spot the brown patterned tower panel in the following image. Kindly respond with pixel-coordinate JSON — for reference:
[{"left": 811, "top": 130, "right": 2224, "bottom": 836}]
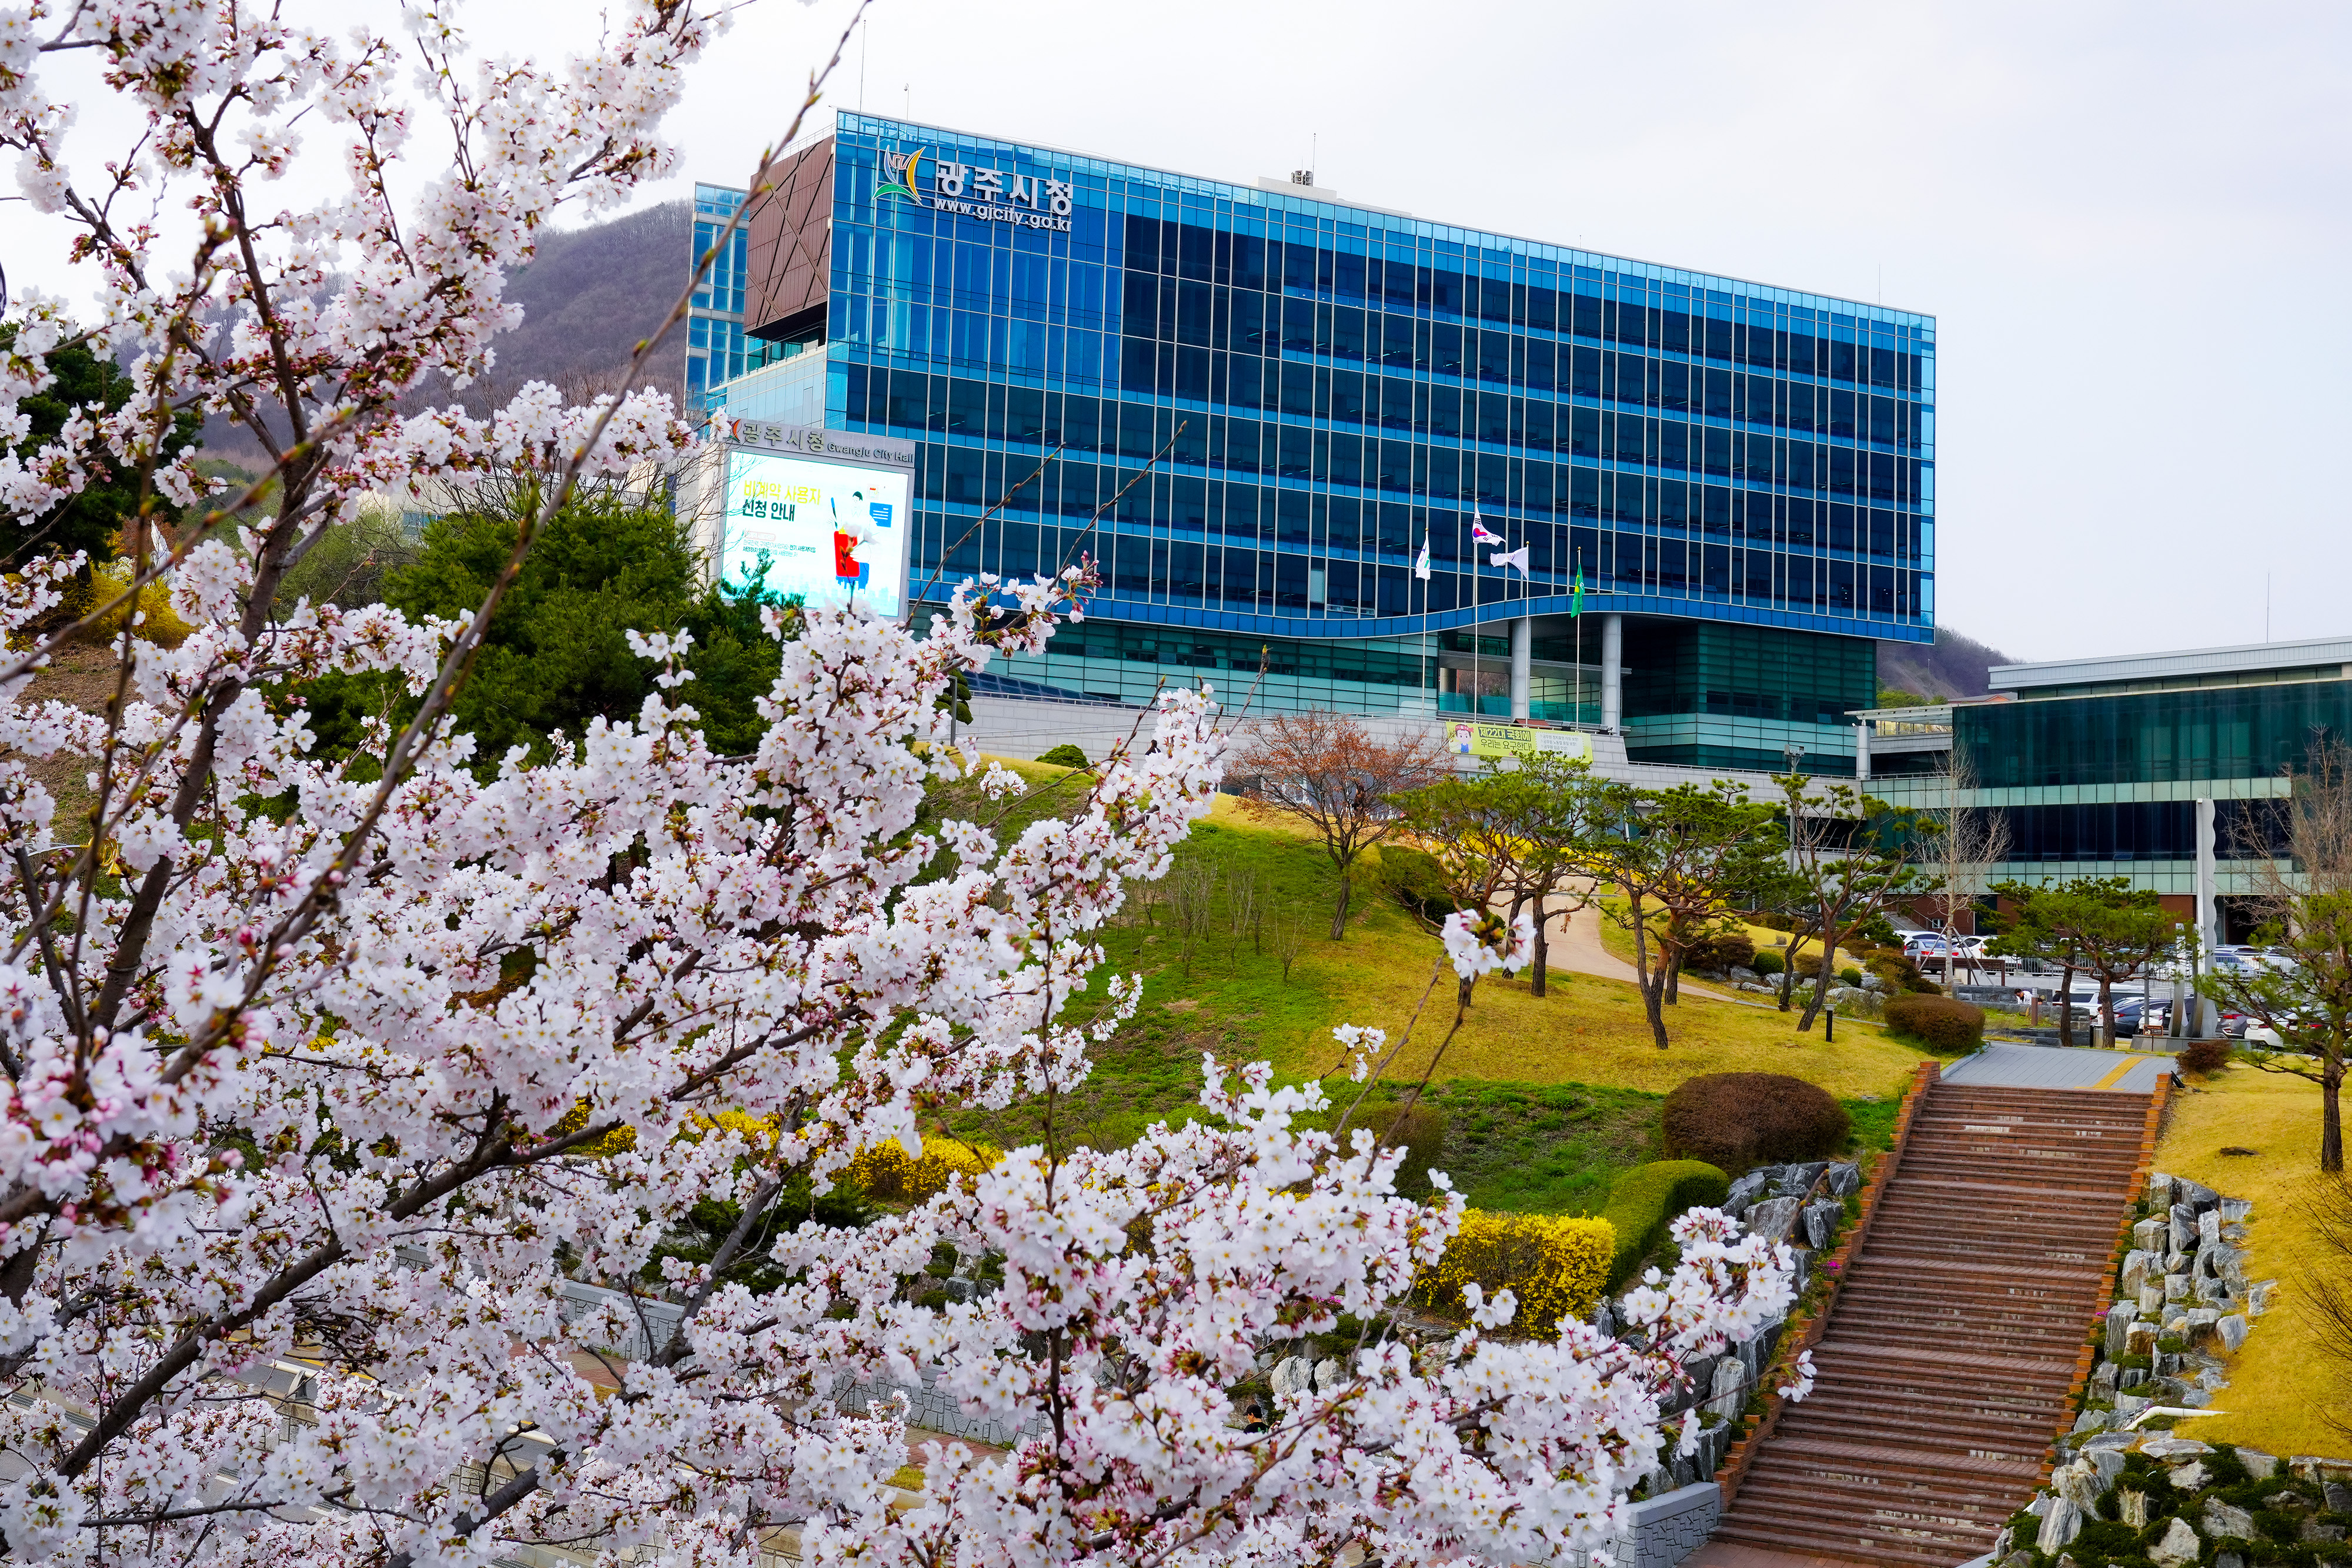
[{"left": 742, "top": 136, "right": 835, "bottom": 342}]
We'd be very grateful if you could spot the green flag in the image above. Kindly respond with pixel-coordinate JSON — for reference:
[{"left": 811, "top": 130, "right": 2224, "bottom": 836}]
[{"left": 1571, "top": 569, "right": 1585, "bottom": 617}]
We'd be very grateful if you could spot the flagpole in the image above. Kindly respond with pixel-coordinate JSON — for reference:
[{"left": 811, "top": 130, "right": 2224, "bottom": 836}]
[{"left": 1574, "top": 546, "right": 1583, "bottom": 730}]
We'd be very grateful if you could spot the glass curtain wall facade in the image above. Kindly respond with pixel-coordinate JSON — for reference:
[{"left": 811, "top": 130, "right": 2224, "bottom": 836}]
[
  {"left": 1865, "top": 640, "right": 2352, "bottom": 902},
  {"left": 686, "top": 185, "right": 781, "bottom": 416},
  {"left": 713, "top": 115, "right": 1936, "bottom": 773}
]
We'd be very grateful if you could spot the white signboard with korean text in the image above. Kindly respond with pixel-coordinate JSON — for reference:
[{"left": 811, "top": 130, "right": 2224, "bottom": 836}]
[
  {"left": 877, "top": 146, "right": 1074, "bottom": 233},
  {"left": 720, "top": 446, "right": 913, "bottom": 620}
]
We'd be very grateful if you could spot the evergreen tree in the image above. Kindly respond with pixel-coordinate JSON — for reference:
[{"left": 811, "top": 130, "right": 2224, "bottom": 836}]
[{"left": 0, "top": 323, "right": 201, "bottom": 569}]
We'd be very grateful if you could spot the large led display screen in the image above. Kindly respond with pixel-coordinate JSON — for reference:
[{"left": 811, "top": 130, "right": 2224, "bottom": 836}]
[{"left": 719, "top": 447, "right": 911, "bottom": 618}]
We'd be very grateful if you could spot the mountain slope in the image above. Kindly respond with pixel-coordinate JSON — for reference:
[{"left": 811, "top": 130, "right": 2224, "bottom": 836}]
[{"left": 1876, "top": 626, "right": 2015, "bottom": 701}]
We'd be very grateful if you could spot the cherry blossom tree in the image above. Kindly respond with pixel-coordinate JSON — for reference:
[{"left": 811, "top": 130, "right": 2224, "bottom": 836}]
[{"left": 0, "top": 4, "right": 1803, "bottom": 1566}]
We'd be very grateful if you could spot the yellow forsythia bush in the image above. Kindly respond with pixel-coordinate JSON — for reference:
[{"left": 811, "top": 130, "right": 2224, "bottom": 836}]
[
  {"left": 850, "top": 1136, "right": 1003, "bottom": 1204},
  {"left": 1414, "top": 1209, "right": 1615, "bottom": 1338}
]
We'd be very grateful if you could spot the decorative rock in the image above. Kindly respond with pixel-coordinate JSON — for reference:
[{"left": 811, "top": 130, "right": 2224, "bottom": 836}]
[
  {"left": 1780, "top": 1161, "right": 1829, "bottom": 1194},
  {"left": 1801, "top": 1199, "right": 1841, "bottom": 1251},
  {"left": 2104, "top": 1308, "right": 2137, "bottom": 1359},
  {"left": 1704, "top": 1357, "right": 1746, "bottom": 1420},
  {"left": 2176, "top": 1175, "right": 2220, "bottom": 1212},
  {"left": 1826, "top": 1161, "right": 1861, "bottom": 1196},
  {"left": 2249, "top": 1279, "right": 2279, "bottom": 1315},
  {"left": 2171, "top": 1202, "right": 2200, "bottom": 1251},
  {"left": 1724, "top": 1171, "right": 1770, "bottom": 1216},
  {"left": 1591, "top": 1299, "right": 1616, "bottom": 1339},
  {"left": 2218, "top": 1313, "right": 2250, "bottom": 1351},
  {"left": 2217, "top": 1553, "right": 2246, "bottom": 1568},
  {"left": 2149, "top": 1515, "right": 2200, "bottom": 1568},
  {"left": 1271, "top": 1357, "right": 1309, "bottom": 1398},
  {"left": 2199, "top": 1207, "right": 2223, "bottom": 1247},
  {"left": 2147, "top": 1171, "right": 2176, "bottom": 1208},
  {"left": 2203, "top": 1497, "right": 2257, "bottom": 1542},
  {"left": 2307, "top": 1520, "right": 2351, "bottom": 1544},
  {"left": 2112, "top": 1391, "right": 2151, "bottom": 1418},
  {"left": 1743, "top": 1195, "right": 1802, "bottom": 1243},
  {"left": 2090, "top": 1360, "right": 2120, "bottom": 1399},
  {"left": 2186, "top": 1306, "right": 2222, "bottom": 1349},
  {"left": 1312, "top": 1358, "right": 1343, "bottom": 1395},
  {"left": 2220, "top": 1196, "right": 2254, "bottom": 1222},
  {"left": 2134, "top": 1216, "right": 2170, "bottom": 1252},
  {"left": 2327, "top": 1479, "right": 2352, "bottom": 1512},
  {"left": 2167, "top": 1460, "right": 2211, "bottom": 1492},
  {"left": 2070, "top": 1407, "right": 2110, "bottom": 1435},
  {"left": 2055, "top": 1459, "right": 2103, "bottom": 1510},
  {"left": 2036, "top": 1497, "right": 2082, "bottom": 1552},
  {"left": 2165, "top": 1272, "right": 2190, "bottom": 1302},
  {"left": 2139, "top": 1282, "right": 2167, "bottom": 1314},
  {"left": 2119, "top": 1490, "right": 2149, "bottom": 1527},
  {"left": 2140, "top": 1436, "right": 2212, "bottom": 1459},
  {"left": 2126, "top": 1320, "right": 2159, "bottom": 1356}
]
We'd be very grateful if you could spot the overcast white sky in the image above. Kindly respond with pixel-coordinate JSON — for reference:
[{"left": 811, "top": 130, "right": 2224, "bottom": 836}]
[{"left": 15, "top": 1, "right": 2350, "bottom": 661}]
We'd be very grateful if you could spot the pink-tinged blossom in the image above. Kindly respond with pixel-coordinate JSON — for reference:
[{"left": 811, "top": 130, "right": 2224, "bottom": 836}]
[{"left": 0, "top": 3, "right": 1797, "bottom": 1563}]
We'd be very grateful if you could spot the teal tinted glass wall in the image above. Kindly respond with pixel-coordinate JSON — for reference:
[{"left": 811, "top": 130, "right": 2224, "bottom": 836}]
[
  {"left": 1960, "top": 680, "right": 2352, "bottom": 788},
  {"left": 1619, "top": 621, "right": 1875, "bottom": 774},
  {"left": 815, "top": 114, "right": 1936, "bottom": 649}
]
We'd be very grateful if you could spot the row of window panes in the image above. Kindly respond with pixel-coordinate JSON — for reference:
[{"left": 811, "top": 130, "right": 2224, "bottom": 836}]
[
  {"left": 913, "top": 517, "right": 1924, "bottom": 619},
  {"left": 912, "top": 452, "right": 1926, "bottom": 568},
  {"left": 1957, "top": 683, "right": 2352, "bottom": 787},
  {"left": 848, "top": 370, "right": 1929, "bottom": 518},
  {"left": 828, "top": 131, "right": 1932, "bottom": 340}
]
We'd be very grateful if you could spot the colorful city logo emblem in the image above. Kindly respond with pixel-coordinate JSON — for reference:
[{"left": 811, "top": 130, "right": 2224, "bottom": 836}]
[{"left": 877, "top": 146, "right": 926, "bottom": 202}]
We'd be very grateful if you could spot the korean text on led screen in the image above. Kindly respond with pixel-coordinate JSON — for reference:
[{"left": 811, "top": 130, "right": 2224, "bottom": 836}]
[{"left": 720, "top": 448, "right": 911, "bottom": 617}]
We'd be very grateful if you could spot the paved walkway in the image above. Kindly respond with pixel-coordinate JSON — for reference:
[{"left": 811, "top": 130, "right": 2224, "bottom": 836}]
[
  {"left": 1940, "top": 1040, "right": 2175, "bottom": 1092},
  {"left": 1539, "top": 900, "right": 1768, "bottom": 1008}
]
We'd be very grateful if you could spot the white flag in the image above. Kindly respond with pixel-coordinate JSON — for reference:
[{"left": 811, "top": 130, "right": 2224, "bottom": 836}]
[
  {"left": 1414, "top": 534, "right": 1431, "bottom": 580},
  {"left": 1491, "top": 545, "right": 1531, "bottom": 577}
]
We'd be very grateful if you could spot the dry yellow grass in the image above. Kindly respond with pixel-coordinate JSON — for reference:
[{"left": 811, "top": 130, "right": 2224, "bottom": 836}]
[
  {"left": 1279, "top": 937, "right": 1927, "bottom": 1098},
  {"left": 2157, "top": 1065, "right": 2352, "bottom": 1459}
]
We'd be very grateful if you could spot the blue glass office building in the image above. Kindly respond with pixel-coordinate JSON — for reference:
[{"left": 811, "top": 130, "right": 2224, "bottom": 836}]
[{"left": 706, "top": 114, "right": 1936, "bottom": 774}]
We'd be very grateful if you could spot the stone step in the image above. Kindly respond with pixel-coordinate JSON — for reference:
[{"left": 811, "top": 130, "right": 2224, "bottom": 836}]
[
  {"left": 1706, "top": 1079, "right": 2151, "bottom": 1557},
  {"left": 1769, "top": 1408, "right": 2053, "bottom": 1463},
  {"left": 1710, "top": 1509, "right": 1989, "bottom": 1567},
  {"left": 1726, "top": 1473, "right": 2014, "bottom": 1534}
]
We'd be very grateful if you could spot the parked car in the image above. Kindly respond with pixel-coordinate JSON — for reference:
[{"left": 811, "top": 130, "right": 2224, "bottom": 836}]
[{"left": 2110, "top": 996, "right": 2172, "bottom": 1036}]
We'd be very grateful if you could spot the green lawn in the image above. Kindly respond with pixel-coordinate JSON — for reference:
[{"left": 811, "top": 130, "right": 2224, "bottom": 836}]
[{"left": 936, "top": 757, "right": 1927, "bottom": 1212}]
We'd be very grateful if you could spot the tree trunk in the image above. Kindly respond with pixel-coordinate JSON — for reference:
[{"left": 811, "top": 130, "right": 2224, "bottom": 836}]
[
  {"left": 1665, "top": 951, "right": 1680, "bottom": 1004},
  {"left": 1798, "top": 944, "right": 1835, "bottom": 1032},
  {"left": 1629, "top": 895, "right": 1669, "bottom": 1049},
  {"left": 1529, "top": 898, "right": 1549, "bottom": 999},
  {"left": 2057, "top": 962, "right": 2076, "bottom": 1048},
  {"left": 1777, "top": 951, "right": 1796, "bottom": 1012},
  {"left": 2326, "top": 1055, "right": 2344, "bottom": 1174},
  {"left": 1329, "top": 872, "right": 1352, "bottom": 941},
  {"left": 1639, "top": 968, "right": 1671, "bottom": 1049},
  {"left": 2097, "top": 976, "right": 2114, "bottom": 1048}
]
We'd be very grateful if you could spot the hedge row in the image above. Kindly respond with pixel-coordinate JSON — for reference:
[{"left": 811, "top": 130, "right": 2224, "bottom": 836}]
[
  {"left": 1415, "top": 1210, "right": 1615, "bottom": 1338},
  {"left": 1599, "top": 1159, "right": 1731, "bottom": 1290}
]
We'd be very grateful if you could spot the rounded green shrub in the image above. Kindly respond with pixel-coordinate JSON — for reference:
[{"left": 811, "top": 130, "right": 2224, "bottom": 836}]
[
  {"left": 1035, "top": 743, "right": 1091, "bottom": 768},
  {"left": 2179, "top": 1037, "right": 2231, "bottom": 1074},
  {"left": 1599, "top": 1159, "right": 1730, "bottom": 1289},
  {"left": 1750, "top": 949, "right": 1786, "bottom": 977},
  {"left": 1661, "top": 1074, "right": 1851, "bottom": 1174},
  {"left": 1839, "top": 966, "right": 1863, "bottom": 987},
  {"left": 1882, "top": 994, "right": 1984, "bottom": 1052},
  {"left": 1683, "top": 932, "right": 1756, "bottom": 974}
]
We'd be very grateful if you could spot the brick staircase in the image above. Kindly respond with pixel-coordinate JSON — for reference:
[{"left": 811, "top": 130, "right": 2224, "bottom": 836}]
[{"left": 1709, "top": 1079, "right": 2157, "bottom": 1565}]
